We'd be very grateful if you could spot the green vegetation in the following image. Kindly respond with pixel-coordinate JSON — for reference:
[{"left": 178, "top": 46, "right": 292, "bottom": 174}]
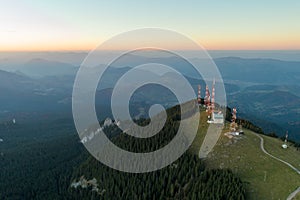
[
  {"left": 1, "top": 103, "right": 299, "bottom": 199},
  {"left": 71, "top": 105, "right": 300, "bottom": 200},
  {"left": 203, "top": 129, "right": 300, "bottom": 199},
  {"left": 261, "top": 134, "right": 300, "bottom": 169},
  {"left": 70, "top": 153, "right": 245, "bottom": 200},
  {"left": 0, "top": 119, "right": 87, "bottom": 200},
  {"left": 70, "top": 104, "right": 246, "bottom": 200},
  {"left": 188, "top": 108, "right": 300, "bottom": 199},
  {"left": 0, "top": 133, "right": 86, "bottom": 199},
  {"left": 188, "top": 107, "right": 209, "bottom": 153}
]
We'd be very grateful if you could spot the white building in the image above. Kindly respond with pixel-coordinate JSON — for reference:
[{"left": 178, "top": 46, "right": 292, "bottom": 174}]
[
  {"left": 103, "top": 118, "right": 113, "bottom": 127},
  {"left": 212, "top": 112, "right": 224, "bottom": 124}
]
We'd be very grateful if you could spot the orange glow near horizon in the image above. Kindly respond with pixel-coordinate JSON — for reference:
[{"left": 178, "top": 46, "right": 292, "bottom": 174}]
[
  {"left": 196, "top": 33, "right": 300, "bottom": 51},
  {"left": 0, "top": 37, "right": 99, "bottom": 52},
  {"left": 1, "top": 34, "right": 300, "bottom": 52},
  {"left": 1, "top": 25, "right": 300, "bottom": 52},
  {"left": 1, "top": 41, "right": 300, "bottom": 52}
]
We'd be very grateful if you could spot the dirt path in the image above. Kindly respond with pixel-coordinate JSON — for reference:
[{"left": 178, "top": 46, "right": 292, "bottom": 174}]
[
  {"left": 287, "top": 187, "right": 300, "bottom": 200},
  {"left": 254, "top": 133, "right": 300, "bottom": 175},
  {"left": 253, "top": 133, "right": 300, "bottom": 200}
]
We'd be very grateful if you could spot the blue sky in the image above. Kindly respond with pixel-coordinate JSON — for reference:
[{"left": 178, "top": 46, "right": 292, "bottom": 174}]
[{"left": 1, "top": 0, "right": 299, "bottom": 51}]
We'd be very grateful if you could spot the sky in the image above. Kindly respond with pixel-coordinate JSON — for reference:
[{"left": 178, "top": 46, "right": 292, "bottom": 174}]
[{"left": 1, "top": 0, "right": 300, "bottom": 51}]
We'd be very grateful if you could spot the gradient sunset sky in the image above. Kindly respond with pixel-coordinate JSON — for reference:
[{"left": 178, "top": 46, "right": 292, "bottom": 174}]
[{"left": 1, "top": 0, "right": 300, "bottom": 51}]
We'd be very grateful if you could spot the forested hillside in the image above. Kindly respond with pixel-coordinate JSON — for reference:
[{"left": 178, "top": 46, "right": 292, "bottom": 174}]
[{"left": 69, "top": 105, "right": 246, "bottom": 200}]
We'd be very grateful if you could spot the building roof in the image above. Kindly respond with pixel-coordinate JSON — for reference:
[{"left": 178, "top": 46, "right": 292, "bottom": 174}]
[{"left": 213, "top": 112, "right": 224, "bottom": 119}]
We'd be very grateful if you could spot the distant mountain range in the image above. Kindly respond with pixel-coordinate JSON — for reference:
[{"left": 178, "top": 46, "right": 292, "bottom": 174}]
[
  {"left": 228, "top": 86, "right": 300, "bottom": 140},
  {"left": 215, "top": 57, "right": 300, "bottom": 86},
  {"left": 20, "top": 58, "right": 78, "bottom": 77},
  {"left": 0, "top": 56, "right": 299, "bottom": 140}
]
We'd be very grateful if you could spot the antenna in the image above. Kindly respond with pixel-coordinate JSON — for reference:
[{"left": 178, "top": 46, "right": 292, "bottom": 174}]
[
  {"left": 231, "top": 108, "right": 237, "bottom": 132},
  {"left": 282, "top": 131, "right": 289, "bottom": 149},
  {"left": 211, "top": 79, "right": 215, "bottom": 113},
  {"left": 205, "top": 85, "right": 211, "bottom": 117},
  {"left": 197, "top": 85, "right": 201, "bottom": 105},
  {"left": 204, "top": 85, "right": 209, "bottom": 107}
]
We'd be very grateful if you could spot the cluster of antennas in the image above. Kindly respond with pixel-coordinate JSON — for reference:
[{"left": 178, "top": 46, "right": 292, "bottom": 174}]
[
  {"left": 197, "top": 80, "right": 224, "bottom": 124},
  {"left": 198, "top": 81, "right": 215, "bottom": 105},
  {"left": 197, "top": 80, "right": 216, "bottom": 112}
]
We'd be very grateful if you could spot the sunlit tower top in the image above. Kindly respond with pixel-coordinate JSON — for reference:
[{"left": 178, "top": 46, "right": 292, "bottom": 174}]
[
  {"left": 204, "top": 85, "right": 210, "bottom": 107},
  {"left": 232, "top": 108, "right": 237, "bottom": 123},
  {"left": 211, "top": 79, "right": 215, "bottom": 112},
  {"left": 197, "top": 85, "right": 201, "bottom": 105},
  {"left": 230, "top": 107, "right": 238, "bottom": 132}
]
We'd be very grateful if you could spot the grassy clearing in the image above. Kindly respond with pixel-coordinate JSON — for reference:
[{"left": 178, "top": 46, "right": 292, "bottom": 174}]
[
  {"left": 189, "top": 109, "right": 209, "bottom": 153},
  {"left": 189, "top": 112, "right": 300, "bottom": 200},
  {"left": 204, "top": 130, "right": 300, "bottom": 199},
  {"left": 261, "top": 134, "right": 300, "bottom": 170}
]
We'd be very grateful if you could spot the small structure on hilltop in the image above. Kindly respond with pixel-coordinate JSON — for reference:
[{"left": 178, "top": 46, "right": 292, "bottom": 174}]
[
  {"left": 282, "top": 131, "right": 288, "bottom": 149},
  {"left": 211, "top": 111, "right": 224, "bottom": 124},
  {"left": 103, "top": 118, "right": 113, "bottom": 127},
  {"left": 238, "top": 125, "right": 244, "bottom": 134}
]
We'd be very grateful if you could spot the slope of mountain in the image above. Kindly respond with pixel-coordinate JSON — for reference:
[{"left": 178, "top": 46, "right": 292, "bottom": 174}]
[
  {"left": 0, "top": 70, "right": 71, "bottom": 114},
  {"left": 215, "top": 57, "right": 300, "bottom": 85},
  {"left": 71, "top": 105, "right": 300, "bottom": 200},
  {"left": 69, "top": 104, "right": 247, "bottom": 200},
  {"left": 229, "top": 88, "right": 300, "bottom": 140},
  {"left": 72, "top": 100, "right": 300, "bottom": 199},
  {"left": 0, "top": 69, "right": 37, "bottom": 91},
  {"left": 189, "top": 109, "right": 300, "bottom": 200},
  {"left": 204, "top": 128, "right": 300, "bottom": 199},
  {"left": 20, "top": 58, "right": 78, "bottom": 77},
  {"left": 0, "top": 99, "right": 299, "bottom": 199}
]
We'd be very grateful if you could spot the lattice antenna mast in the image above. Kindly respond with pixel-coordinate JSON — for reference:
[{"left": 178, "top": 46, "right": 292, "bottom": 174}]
[
  {"left": 232, "top": 108, "right": 237, "bottom": 122},
  {"left": 205, "top": 85, "right": 211, "bottom": 107},
  {"left": 230, "top": 108, "right": 237, "bottom": 132},
  {"left": 211, "top": 79, "right": 215, "bottom": 113},
  {"left": 197, "top": 85, "right": 201, "bottom": 105}
]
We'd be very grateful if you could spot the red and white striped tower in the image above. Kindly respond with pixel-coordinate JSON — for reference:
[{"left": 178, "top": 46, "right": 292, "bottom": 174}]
[
  {"left": 231, "top": 108, "right": 237, "bottom": 132},
  {"left": 230, "top": 108, "right": 237, "bottom": 132},
  {"left": 197, "top": 85, "right": 201, "bottom": 105},
  {"left": 204, "top": 85, "right": 210, "bottom": 107},
  {"left": 232, "top": 108, "right": 237, "bottom": 122},
  {"left": 211, "top": 79, "right": 215, "bottom": 112}
]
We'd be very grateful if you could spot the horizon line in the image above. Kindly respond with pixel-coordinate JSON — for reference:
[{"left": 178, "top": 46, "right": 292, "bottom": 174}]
[{"left": 1, "top": 49, "right": 300, "bottom": 53}]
